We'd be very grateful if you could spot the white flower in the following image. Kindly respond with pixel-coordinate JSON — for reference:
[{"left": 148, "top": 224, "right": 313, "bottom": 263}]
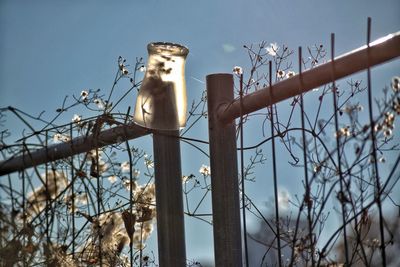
[
  {"left": 53, "top": 133, "right": 70, "bottom": 143},
  {"left": 277, "top": 70, "right": 285, "bottom": 79},
  {"left": 335, "top": 126, "right": 351, "bottom": 138},
  {"left": 94, "top": 98, "right": 105, "bottom": 109},
  {"left": 182, "top": 175, "right": 189, "bottom": 183},
  {"left": 374, "top": 123, "right": 383, "bottom": 132},
  {"left": 121, "top": 161, "right": 130, "bottom": 172},
  {"left": 384, "top": 112, "right": 395, "bottom": 125},
  {"left": 286, "top": 71, "right": 295, "bottom": 78},
  {"left": 80, "top": 90, "right": 88, "bottom": 99},
  {"left": 340, "top": 126, "right": 351, "bottom": 137},
  {"left": 119, "top": 62, "right": 129, "bottom": 75},
  {"left": 133, "top": 169, "right": 140, "bottom": 178},
  {"left": 72, "top": 114, "right": 82, "bottom": 123},
  {"left": 313, "top": 164, "right": 322, "bottom": 173},
  {"left": 139, "top": 65, "right": 146, "bottom": 72},
  {"left": 383, "top": 128, "right": 392, "bottom": 137},
  {"left": 53, "top": 133, "right": 62, "bottom": 142},
  {"left": 266, "top": 42, "right": 279, "bottom": 56},
  {"left": 144, "top": 157, "right": 154, "bottom": 169},
  {"left": 108, "top": 175, "right": 118, "bottom": 183},
  {"left": 199, "top": 164, "right": 211, "bottom": 176},
  {"left": 233, "top": 66, "right": 243, "bottom": 75}
]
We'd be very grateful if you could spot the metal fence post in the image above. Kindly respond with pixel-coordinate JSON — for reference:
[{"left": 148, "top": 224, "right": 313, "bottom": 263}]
[
  {"left": 153, "top": 130, "right": 186, "bottom": 267},
  {"left": 207, "top": 73, "right": 243, "bottom": 266}
]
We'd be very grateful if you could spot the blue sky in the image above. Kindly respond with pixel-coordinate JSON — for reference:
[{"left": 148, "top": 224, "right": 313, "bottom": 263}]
[
  {"left": 1, "top": 0, "right": 400, "bottom": 265},
  {"left": 1, "top": 0, "right": 399, "bottom": 114}
]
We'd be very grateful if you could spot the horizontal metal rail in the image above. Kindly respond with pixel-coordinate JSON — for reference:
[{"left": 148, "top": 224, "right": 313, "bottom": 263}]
[
  {"left": 0, "top": 123, "right": 149, "bottom": 176},
  {"left": 217, "top": 31, "right": 400, "bottom": 123}
]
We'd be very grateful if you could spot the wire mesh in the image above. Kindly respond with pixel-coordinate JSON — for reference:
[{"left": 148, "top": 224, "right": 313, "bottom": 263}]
[{"left": 0, "top": 18, "right": 399, "bottom": 267}]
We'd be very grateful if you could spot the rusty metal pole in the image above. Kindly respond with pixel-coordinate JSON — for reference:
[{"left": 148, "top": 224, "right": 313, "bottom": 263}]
[
  {"left": 153, "top": 130, "right": 186, "bottom": 267},
  {"left": 207, "top": 73, "right": 243, "bottom": 266},
  {"left": 0, "top": 123, "right": 149, "bottom": 176},
  {"left": 218, "top": 31, "right": 400, "bottom": 123}
]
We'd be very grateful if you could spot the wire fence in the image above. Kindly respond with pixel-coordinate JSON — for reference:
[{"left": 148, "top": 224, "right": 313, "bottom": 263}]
[
  {"left": 232, "top": 19, "right": 400, "bottom": 267},
  {"left": 1, "top": 18, "right": 400, "bottom": 266}
]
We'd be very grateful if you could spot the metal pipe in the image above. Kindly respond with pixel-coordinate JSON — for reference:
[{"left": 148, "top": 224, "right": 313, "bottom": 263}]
[
  {"left": 153, "top": 130, "right": 187, "bottom": 267},
  {"left": 217, "top": 31, "right": 400, "bottom": 123},
  {"left": 0, "top": 123, "right": 149, "bottom": 176},
  {"left": 207, "top": 73, "right": 243, "bottom": 266}
]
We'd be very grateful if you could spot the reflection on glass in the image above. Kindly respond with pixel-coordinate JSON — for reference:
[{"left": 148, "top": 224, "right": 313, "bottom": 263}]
[{"left": 133, "top": 42, "right": 189, "bottom": 130}]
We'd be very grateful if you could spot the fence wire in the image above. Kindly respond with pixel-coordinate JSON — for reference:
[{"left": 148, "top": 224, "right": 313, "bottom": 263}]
[{"left": 1, "top": 18, "right": 399, "bottom": 267}]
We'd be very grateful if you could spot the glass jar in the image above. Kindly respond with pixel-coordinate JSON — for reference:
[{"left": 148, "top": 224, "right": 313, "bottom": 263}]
[{"left": 134, "top": 42, "right": 189, "bottom": 130}]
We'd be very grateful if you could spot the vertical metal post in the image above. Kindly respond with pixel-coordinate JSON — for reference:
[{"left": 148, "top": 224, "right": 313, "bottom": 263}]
[
  {"left": 153, "top": 130, "right": 186, "bottom": 267},
  {"left": 207, "top": 73, "right": 243, "bottom": 266},
  {"left": 22, "top": 143, "right": 27, "bottom": 267},
  {"left": 69, "top": 124, "right": 75, "bottom": 259}
]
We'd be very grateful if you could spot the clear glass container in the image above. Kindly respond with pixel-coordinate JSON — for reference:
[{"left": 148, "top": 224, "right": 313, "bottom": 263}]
[{"left": 133, "top": 42, "right": 189, "bottom": 130}]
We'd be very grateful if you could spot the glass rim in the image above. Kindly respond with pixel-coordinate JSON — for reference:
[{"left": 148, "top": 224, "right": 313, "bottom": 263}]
[{"left": 148, "top": 42, "right": 189, "bottom": 56}]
